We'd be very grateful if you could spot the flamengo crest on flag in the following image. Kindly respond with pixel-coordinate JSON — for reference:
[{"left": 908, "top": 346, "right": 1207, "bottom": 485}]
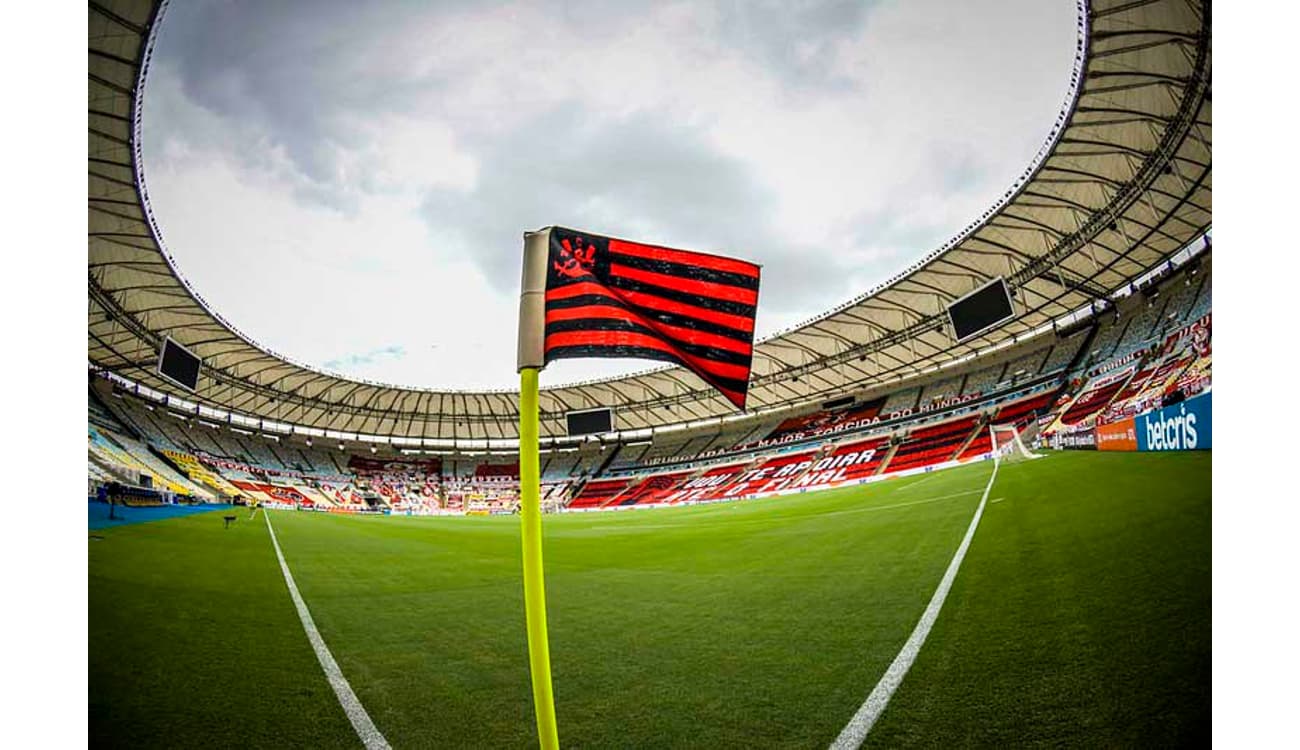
[
  {"left": 513, "top": 226, "right": 761, "bottom": 750},
  {"left": 518, "top": 226, "right": 761, "bottom": 410}
]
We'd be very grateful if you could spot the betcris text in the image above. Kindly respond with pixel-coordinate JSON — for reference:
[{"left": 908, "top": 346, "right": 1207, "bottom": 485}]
[{"left": 1137, "top": 392, "right": 1211, "bottom": 452}]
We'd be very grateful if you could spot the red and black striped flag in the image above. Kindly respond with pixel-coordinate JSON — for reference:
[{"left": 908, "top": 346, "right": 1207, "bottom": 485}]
[{"left": 540, "top": 226, "right": 761, "bottom": 410}]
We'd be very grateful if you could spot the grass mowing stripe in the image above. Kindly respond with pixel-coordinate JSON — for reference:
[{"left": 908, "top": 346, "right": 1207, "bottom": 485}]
[
  {"left": 265, "top": 510, "right": 391, "bottom": 750},
  {"left": 830, "top": 459, "right": 1000, "bottom": 749},
  {"left": 585, "top": 489, "right": 982, "bottom": 534}
]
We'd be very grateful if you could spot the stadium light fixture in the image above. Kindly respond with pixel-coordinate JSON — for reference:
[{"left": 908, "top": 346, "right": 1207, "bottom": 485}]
[
  {"left": 305, "top": 438, "right": 312, "bottom": 447},
  {"left": 370, "top": 446, "right": 378, "bottom": 454}
]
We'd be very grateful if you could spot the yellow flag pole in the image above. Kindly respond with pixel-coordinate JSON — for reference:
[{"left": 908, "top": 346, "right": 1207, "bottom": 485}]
[
  {"left": 518, "top": 229, "right": 559, "bottom": 749},
  {"left": 518, "top": 367, "right": 558, "bottom": 749}
]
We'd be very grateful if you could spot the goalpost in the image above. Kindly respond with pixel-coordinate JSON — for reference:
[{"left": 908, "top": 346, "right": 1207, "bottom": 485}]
[{"left": 989, "top": 421, "right": 1042, "bottom": 464}]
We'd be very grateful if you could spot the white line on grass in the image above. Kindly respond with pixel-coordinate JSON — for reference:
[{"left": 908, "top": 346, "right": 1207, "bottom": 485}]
[
  {"left": 264, "top": 511, "right": 391, "bottom": 750},
  {"left": 584, "top": 490, "right": 984, "bottom": 534},
  {"left": 895, "top": 472, "right": 942, "bottom": 492},
  {"left": 829, "top": 458, "right": 1002, "bottom": 749}
]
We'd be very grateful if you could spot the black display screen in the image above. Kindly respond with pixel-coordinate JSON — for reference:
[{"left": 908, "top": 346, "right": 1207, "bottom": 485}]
[
  {"left": 157, "top": 338, "right": 201, "bottom": 391},
  {"left": 948, "top": 278, "right": 1015, "bottom": 342},
  {"left": 566, "top": 408, "right": 613, "bottom": 436}
]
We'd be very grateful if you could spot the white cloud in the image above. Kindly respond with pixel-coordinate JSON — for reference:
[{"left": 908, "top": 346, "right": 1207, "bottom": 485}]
[{"left": 143, "top": 0, "right": 1078, "bottom": 390}]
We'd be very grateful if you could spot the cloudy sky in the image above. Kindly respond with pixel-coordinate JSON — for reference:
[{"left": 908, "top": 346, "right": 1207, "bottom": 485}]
[{"left": 142, "top": 0, "right": 1076, "bottom": 390}]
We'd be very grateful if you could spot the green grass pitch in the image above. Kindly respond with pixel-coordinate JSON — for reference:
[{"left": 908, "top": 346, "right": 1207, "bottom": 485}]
[{"left": 89, "top": 451, "right": 1210, "bottom": 747}]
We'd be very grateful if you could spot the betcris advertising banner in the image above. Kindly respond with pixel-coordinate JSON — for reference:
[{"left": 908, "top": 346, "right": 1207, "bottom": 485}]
[
  {"left": 1096, "top": 418, "right": 1138, "bottom": 451},
  {"left": 1135, "top": 392, "right": 1211, "bottom": 452}
]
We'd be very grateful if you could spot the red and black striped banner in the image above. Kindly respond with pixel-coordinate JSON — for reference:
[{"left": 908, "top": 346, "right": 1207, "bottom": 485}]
[{"left": 543, "top": 227, "right": 761, "bottom": 410}]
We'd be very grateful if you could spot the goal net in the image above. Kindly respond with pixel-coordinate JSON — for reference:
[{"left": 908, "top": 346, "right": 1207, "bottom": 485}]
[{"left": 990, "top": 422, "right": 1041, "bottom": 465}]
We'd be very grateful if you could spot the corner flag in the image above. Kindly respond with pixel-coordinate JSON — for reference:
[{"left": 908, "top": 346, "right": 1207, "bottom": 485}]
[{"left": 515, "top": 227, "right": 761, "bottom": 748}]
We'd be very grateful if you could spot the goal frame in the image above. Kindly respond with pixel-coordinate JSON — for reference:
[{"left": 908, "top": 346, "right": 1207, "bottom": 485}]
[{"left": 989, "top": 421, "right": 1041, "bottom": 464}]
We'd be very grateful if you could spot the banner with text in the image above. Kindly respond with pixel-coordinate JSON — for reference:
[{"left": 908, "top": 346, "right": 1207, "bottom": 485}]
[{"left": 1135, "top": 391, "right": 1211, "bottom": 451}]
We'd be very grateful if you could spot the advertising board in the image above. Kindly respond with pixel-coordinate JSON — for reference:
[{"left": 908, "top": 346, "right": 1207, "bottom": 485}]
[
  {"left": 1096, "top": 418, "right": 1138, "bottom": 451},
  {"left": 1135, "top": 391, "right": 1211, "bottom": 452}
]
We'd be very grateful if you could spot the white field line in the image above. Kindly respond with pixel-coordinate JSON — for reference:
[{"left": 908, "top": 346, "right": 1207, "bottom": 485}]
[
  {"left": 895, "top": 472, "right": 942, "bottom": 492},
  {"left": 264, "top": 511, "right": 391, "bottom": 750},
  {"left": 580, "top": 490, "right": 984, "bottom": 534},
  {"left": 829, "top": 458, "right": 1001, "bottom": 749}
]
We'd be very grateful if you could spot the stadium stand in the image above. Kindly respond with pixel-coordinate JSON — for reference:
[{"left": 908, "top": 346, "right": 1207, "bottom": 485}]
[
  {"left": 960, "top": 364, "right": 1003, "bottom": 397},
  {"left": 82, "top": 249, "right": 1208, "bottom": 516},
  {"left": 957, "top": 391, "right": 1056, "bottom": 460},
  {"left": 883, "top": 415, "right": 980, "bottom": 474},
  {"left": 567, "top": 478, "right": 634, "bottom": 509},
  {"left": 920, "top": 375, "right": 964, "bottom": 407},
  {"left": 878, "top": 386, "right": 922, "bottom": 418},
  {"left": 1041, "top": 337, "right": 1085, "bottom": 374},
  {"left": 660, "top": 462, "right": 753, "bottom": 504},
  {"left": 611, "top": 471, "right": 693, "bottom": 506}
]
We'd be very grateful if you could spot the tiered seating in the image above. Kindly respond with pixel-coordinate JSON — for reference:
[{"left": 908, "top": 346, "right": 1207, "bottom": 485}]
[
  {"left": 614, "top": 471, "right": 691, "bottom": 506},
  {"left": 1186, "top": 272, "right": 1211, "bottom": 321},
  {"left": 1058, "top": 371, "right": 1132, "bottom": 427},
  {"left": 1040, "top": 338, "right": 1082, "bottom": 373},
  {"left": 884, "top": 416, "right": 979, "bottom": 474},
  {"left": 719, "top": 450, "right": 820, "bottom": 498},
  {"left": 567, "top": 478, "right": 633, "bottom": 509},
  {"left": 353, "top": 458, "right": 445, "bottom": 512},
  {"left": 1151, "top": 282, "right": 1198, "bottom": 338},
  {"left": 1108, "top": 364, "right": 1158, "bottom": 407},
  {"left": 1077, "top": 310, "right": 1208, "bottom": 428},
  {"left": 1176, "top": 352, "right": 1211, "bottom": 397},
  {"left": 957, "top": 391, "right": 1056, "bottom": 459},
  {"left": 475, "top": 462, "right": 519, "bottom": 480},
  {"left": 660, "top": 462, "right": 752, "bottom": 504},
  {"left": 1001, "top": 348, "right": 1047, "bottom": 381},
  {"left": 540, "top": 481, "right": 574, "bottom": 510},
  {"left": 541, "top": 451, "right": 584, "bottom": 479},
  {"left": 749, "top": 397, "right": 887, "bottom": 446},
  {"left": 231, "top": 480, "right": 313, "bottom": 507},
  {"left": 802, "top": 436, "right": 890, "bottom": 487},
  {"left": 319, "top": 481, "right": 367, "bottom": 508},
  {"left": 293, "top": 484, "right": 338, "bottom": 508},
  {"left": 162, "top": 449, "right": 242, "bottom": 497},
  {"left": 445, "top": 479, "right": 517, "bottom": 514},
  {"left": 88, "top": 462, "right": 114, "bottom": 484},
  {"left": 1087, "top": 320, "right": 1126, "bottom": 361},
  {"left": 723, "top": 417, "right": 785, "bottom": 452},
  {"left": 237, "top": 437, "right": 291, "bottom": 472},
  {"left": 961, "top": 364, "right": 1002, "bottom": 396},
  {"left": 920, "top": 376, "right": 963, "bottom": 406},
  {"left": 879, "top": 386, "right": 921, "bottom": 417},
  {"left": 88, "top": 426, "right": 208, "bottom": 498}
]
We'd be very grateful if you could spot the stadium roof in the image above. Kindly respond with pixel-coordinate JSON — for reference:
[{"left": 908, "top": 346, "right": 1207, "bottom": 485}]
[{"left": 89, "top": 0, "right": 1211, "bottom": 441}]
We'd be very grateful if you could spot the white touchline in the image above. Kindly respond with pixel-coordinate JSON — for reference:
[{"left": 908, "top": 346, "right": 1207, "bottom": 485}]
[
  {"left": 264, "top": 511, "right": 391, "bottom": 750},
  {"left": 829, "top": 458, "right": 1002, "bottom": 749}
]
